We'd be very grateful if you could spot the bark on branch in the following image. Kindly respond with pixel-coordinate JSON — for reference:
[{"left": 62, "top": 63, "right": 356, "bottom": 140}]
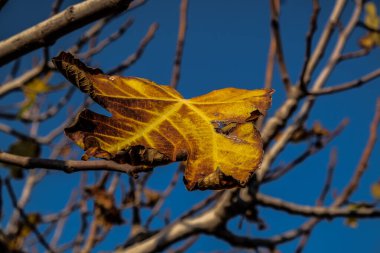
[
  {"left": 0, "top": 0, "right": 133, "bottom": 66},
  {"left": 0, "top": 151, "right": 150, "bottom": 175}
]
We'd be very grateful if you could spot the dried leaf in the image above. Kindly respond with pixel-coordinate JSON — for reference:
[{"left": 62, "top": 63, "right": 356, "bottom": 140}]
[
  {"left": 53, "top": 52, "right": 273, "bottom": 191},
  {"left": 6, "top": 139, "right": 40, "bottom": 179},
  {"left": 143, "top": 188, "right": 161, "bottom": 207},
  {"left": 85, "top": 186, "right": 124, "bottom": 227},
  {"left": 371, "top": 181, "right": 380, "bottom": 200},
  {"left": 312, "top": 121, "right": 330, "bottom": 137},
  {"left": 359, "top": 2, "right": 380, "bottom": 49}
]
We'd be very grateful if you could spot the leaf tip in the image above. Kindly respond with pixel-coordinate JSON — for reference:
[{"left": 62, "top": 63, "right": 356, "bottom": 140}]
[{"left": 52, "top": 51, "right": 103, "bottom": 95}]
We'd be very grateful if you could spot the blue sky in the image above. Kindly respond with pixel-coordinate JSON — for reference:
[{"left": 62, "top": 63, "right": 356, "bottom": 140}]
[{"left": 1, "top": 0, "right": 380, "bottom": 252}]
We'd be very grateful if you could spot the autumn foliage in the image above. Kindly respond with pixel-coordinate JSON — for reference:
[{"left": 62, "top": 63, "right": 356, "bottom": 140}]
[{"left": 53, "top": 52, "right": 273, "bottom": 190}]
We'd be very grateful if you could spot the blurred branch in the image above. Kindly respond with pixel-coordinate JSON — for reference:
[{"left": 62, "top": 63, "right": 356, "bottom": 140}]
[
  {"left": 299, "top": 0, "right": 320, "bottom": 90},
  {"left": 0, "top": 58, "right": 46, "bottom": 98},
  {"left": 78, "top": 18, "right": 134, "bottom": 59},
  {"left": 294, "top": 148, "right": 337, "bottom": 253},
  {"left": 69, "top": 17, "right": 114, "bottom": 54},
  {"left": 317, "top": 148, "right": 337, "bottom": 206},
  {"left": 119, "top": 191, "right": 237, "bottom": 253},
  {"left": 145, "top": 166, "right": 181, "bottom": 228},
  {"left": 108, "top": 23, "right": 159, "bottom": 75},
  {"left": 128, "top": 0, "right": 149, "bottom": 11},
  {"left": 0, "top": 0, "right": 133, "bottom": 66},
  {"left": 170, "top": 0, "right": 188, "bottom": 88},
  {"left": 0, "top": 0, "right": 8, "bottom": 11},
  {"left": 50, "top": 0, "right": 64, "bottom": 16},
  {"left": 0, "top": 123, "right": 37, "bottom": 142}
]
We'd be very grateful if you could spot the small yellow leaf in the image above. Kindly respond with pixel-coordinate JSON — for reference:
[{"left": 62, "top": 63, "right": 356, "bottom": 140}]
[
  {"left": 365, "top": 2, "right": 378, "bottom": 26},
  {"left": 53, "top": 52, "right": 273, "bottom": 191},
  {"left": 359, "top": 2, "right": 380, "bottom": 49},
  {"left": 371, "top": 181, "right": 380, "bottom": 199},
  {"left": 344, "top": 204, "right": 359, "bottom": 228},
  {"left": 345, "top": 217, "right": 358, "bottom": 228}
]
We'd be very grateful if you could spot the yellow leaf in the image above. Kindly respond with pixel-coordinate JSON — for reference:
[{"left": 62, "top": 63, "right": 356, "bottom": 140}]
[
  {"left": 345, "top": 217, "right": 358, "bottom": 228},
  {"left": 359, "top": 2, "right": 380, "bottom": 49},
  {"left": 371, "top": 181, "right": 380, "bottom": 199},
  {"left": 19, "top": 72, "right": 65, "bottom": 116},
  {"left": 365, "top": 2, "right": 379, "bottom": 28},
  {"left": 344, "top": 204, "right": 360, "bottom": 228},
  {"left": 52, "top": 52, "right": 273, "bottom": 191}
]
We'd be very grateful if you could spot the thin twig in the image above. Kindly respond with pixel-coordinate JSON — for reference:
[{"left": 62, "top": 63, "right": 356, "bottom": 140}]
[
  {"left": 170, "top": 0, "right": 188, "bottom": 88},
  {"left": 145, "top": 166, "right": 181, "bottom": 228},
  {"left": 269, "top": 0, "right": 292, "bottom": 91},
  {"left": 317, "top": 148, "right": 337, "bottom": 206},
  {"left": 263, "top": 119, "right": 348, "bottom": 182},
  {"left": 0, "top": 0, "right": 9, "bottom": 11},
  {"left": 333, "top": 98, "right": 380, "bottom": 206},
  {"left": 294, "top": 148, "right": 337, "bottom": 253},
  {"left": 108, "top": 23, "right": 159, "bottom": 75},
  {"left": 5, "top": 178, "right": 55, "bottom": 253},
  {"left": 299, "top": 0, "right": 320, "bottom": 90}
]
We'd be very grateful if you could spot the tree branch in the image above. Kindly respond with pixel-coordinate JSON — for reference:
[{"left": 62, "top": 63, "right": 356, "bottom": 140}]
[
  {"left": 4, "top": 178, "right": 55, "bottom": 253},
  {"left": 0, "top": 0, "right": 133, "bottom": 66},
  {"left": 270, "top": 0, "right": 292, "bottom": 91},
  {"left": 0, "top": 152, "right": 151, "bottom": 175},
  {"left": 301, "top": 0, "right": 346, "bottom": 86}
]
